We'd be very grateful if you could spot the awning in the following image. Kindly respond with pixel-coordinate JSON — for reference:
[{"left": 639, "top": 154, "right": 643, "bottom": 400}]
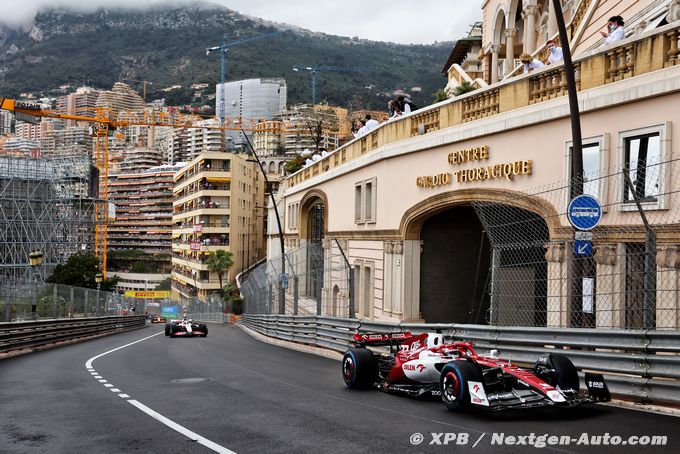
[{"left": 206, "top": 177, "right": 231, "bottom": 183}]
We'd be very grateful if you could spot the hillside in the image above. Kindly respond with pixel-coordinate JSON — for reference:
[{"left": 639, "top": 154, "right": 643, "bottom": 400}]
[{"left": 0, "top": 2, "right": 453, "bottom": 110}]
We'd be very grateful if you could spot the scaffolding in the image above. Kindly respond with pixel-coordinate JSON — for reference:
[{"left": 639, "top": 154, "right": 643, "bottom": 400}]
[{"left": 0, "top": 155, "right": 102, "bottom": 286}]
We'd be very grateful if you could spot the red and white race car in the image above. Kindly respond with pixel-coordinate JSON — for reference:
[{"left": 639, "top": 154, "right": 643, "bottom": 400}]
[
  {"left": 342, "top": 332, "right": 610, "bottom": 411},
  {"left": 165, "top": 318, "right": 208, "bottom": 338}
]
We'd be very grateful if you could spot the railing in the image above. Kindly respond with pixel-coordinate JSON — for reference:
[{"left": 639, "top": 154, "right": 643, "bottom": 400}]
[
  {"left": 286, "top": 21, "right": 680, "bottom": 188},
  {"left": 242, "top": 314, "right": 680, "bottom": 405},
  {"left": 0, "top": 316, "right": 146, "bottom": 355}
]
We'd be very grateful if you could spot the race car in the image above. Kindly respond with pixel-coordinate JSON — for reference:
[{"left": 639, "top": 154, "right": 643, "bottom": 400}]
[
  {"left": 165, "top": 318, "right": 208, "bottom": 338},
  {"left": 150, "top": 315, "right": 167, "bottom": 324},
  {"left": 342, "top": 332, "right": 610, "bottom": 411}
]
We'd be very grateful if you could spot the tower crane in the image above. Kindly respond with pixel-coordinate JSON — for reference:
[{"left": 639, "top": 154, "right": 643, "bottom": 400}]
[
  {"left": 121, "top": 78, "right": 153, "bottom": 101},
  {"left": 292, "top": 65, "right": 366, "bottom": 105},
  {"left": 206, "top": 32, "right": 282, "bottom": 125},
  {"left": 0, "top": 97, "right": 267, "bottom": 277}
]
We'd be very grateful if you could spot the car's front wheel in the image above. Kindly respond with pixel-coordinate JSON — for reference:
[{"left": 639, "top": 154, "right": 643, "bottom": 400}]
[
  {"left": 199, "top": 324, "right": 208, "bottom": 337},
  {"left": 439, "top": 360, "right": 485, "bottom": 411},
  {"left": 342, "top": 348, "right": 377, "bottom": 389},
  {"left": 164, "top": 323, "right": 171, "bottom": 336}
]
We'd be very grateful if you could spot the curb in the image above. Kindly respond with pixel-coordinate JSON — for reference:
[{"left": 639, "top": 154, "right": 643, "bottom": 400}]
[{"left": 238, "top": 324, "right": 343, "bottom": 361}]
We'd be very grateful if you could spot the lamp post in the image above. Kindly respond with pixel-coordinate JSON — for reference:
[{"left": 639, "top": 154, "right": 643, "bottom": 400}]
[
  {"left": 29, "top": 250, "right": 44, "bottom": 320},
  {"left": 95, "top": 272, "right": 103, "bottom": 316}
]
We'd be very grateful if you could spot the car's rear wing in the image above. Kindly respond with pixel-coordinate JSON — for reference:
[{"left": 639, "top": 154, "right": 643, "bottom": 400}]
[{"left": 352, "top": 332, "right": 413, "bottom": 347}]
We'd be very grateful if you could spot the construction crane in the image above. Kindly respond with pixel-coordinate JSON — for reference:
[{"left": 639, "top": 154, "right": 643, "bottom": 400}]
[
  {"left": 0, "top": 97, "right": 265, "bottom": 277},
  {"left": 292, "top": 65, "right": 366, "bottom": 105},
  {"left": 206, "top": 32, "right": 281, "bottom": 125},
  {"left": 121, "top": 78, "right": 153, "bottom": 101}
]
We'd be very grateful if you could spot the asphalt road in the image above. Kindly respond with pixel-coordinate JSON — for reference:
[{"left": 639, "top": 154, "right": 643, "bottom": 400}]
[{"left": 0, "top": 323, "right": 677, "bottom": 454}]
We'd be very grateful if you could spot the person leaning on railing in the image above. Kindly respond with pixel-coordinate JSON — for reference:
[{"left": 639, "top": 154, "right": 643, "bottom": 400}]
[{"left": 520, "top": 53, "right": 544, "bottom": 73}]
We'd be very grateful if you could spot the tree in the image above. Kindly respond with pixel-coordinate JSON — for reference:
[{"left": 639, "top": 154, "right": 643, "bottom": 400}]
[
  {"left": 283, "top": 154, "right": 306, "bottom": 175},
  {"left": 46, "top": 253, "right": 119, "bottom": 291},
  {"left": 453, "top": 81, "right": 477, "bottom": 97},
  {"left": 432, "top": 88, "right": 449, "bottom": 103},
  {"left": 222, "top": 282, "right": 239, "bottom": 313},
  {"left": 205, "top": 250, "right": 234, "bottom": 303},
  {"left": 155, "top": 278, "right": 171, "bottom": 291}
]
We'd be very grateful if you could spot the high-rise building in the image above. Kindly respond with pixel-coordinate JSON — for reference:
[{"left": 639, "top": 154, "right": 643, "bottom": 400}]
[
  {"left": 215, "top": 78, "right": 287, "bottom": 148},
  {"left": 107, "top": 163, "right": 182, "bottom": 253},
  {"left": 0, "top": 110, "right": 14, "bottom": 136},
  {"left": 59, "top": 86, "right": 102, "bottom": 127},
  {"left": 171, "top": 152, "right": 265, "bottom": 304},
  {"left": 96, "top": 82, "right": 146, "bottom": 115},
  {"left": 118, "top": 147, "right": 162, "bottom": 174}
]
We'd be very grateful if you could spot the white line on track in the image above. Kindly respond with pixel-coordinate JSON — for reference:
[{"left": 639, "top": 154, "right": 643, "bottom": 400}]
[{"left": 85, "top": 331, "right": 235, "bottom": 454}]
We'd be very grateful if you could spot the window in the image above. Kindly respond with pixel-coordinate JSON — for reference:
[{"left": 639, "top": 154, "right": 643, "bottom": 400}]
[
  {"left": 354, "top": 177, "right": 377, "bottom": 224},
  {"left": 619, "top": 123, "right": 669, "bottom": 210},
  {"left": 623, "top": 133, "right": 661, "bottom": 203},
  {"left": 566, "top": 135, "right": 609, "bottom": 203},
  {"left": 353, "top": 261, "right": 374, "bottom": 319}
]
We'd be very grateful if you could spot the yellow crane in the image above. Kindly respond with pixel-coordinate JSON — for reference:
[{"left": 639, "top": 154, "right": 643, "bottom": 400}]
[
  {"left": 0, "top": 97, "right": 261, "bottom": 277},
  {"left": 121, "top": 78, "right": 153, "bottom": 101}
]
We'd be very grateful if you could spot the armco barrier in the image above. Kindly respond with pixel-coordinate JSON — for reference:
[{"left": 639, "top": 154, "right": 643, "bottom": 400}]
[
  {"left": 0, "top": 316, "right": 146, "bottom": 355},
  {"left": 241, "top": 314, "right": 680, "bottom": 406}
]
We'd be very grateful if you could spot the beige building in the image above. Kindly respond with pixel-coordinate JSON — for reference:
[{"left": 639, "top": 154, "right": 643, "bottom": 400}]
[
  {"left": 171, "top": 152, "right": 265, "bottom": 303},
  {"left": 273, "top": 2, "right": 680, "bottom": 330}
]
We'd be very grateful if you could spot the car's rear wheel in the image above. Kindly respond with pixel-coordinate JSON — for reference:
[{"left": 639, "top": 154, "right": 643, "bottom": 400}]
[
  {"left": 535, "top": 354, "right": 580, "bottom": 392},
  {"left": 199, "top": 324, "right": 208, "bottom": 337},
  {"left": 165, "top": 323, "right": 171, "bottom": 336},
  {"left": 342, "top": 348, "right": 377, "bottom": 389},
  {"left": 439, "top": 360, "right": 484, "bottom": 411}
]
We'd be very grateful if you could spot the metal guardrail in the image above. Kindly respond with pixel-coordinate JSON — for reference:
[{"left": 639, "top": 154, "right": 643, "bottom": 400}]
[
  {"left": 0, "top": 316, "right": 146, "bottom": 355},
  {"left": 242, "top": 314, "right": 680, "bottom": 405}
]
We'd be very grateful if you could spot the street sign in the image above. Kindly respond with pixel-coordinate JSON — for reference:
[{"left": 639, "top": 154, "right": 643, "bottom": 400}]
[
  {"left": 574, "top": 231, "right": 594, "bottom": 241},
  {"left": 567, "top": 195, "right": 602, "bottom": 231},
  {"left": 574, "top": 239, "right": 593, "bottom": 257}
]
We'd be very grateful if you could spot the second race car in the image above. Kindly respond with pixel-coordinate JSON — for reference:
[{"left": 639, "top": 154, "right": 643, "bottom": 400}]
[
  {"left": 165, "top": 318, "right": 208, "bottom": 338},
  {"left": 342, "top": 331, "right": 610, "bottom": 411}
]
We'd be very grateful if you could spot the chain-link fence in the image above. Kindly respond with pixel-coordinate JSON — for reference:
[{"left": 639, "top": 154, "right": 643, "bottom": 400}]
[
  {"left": 242, "top": 155, "right": 680, "bottom": 330},
  {"left": 239, "top": 239, "right": 353, "bottom": 317},
  {"left": 1, "top": 283, "right": 136, "bottom": 322}
]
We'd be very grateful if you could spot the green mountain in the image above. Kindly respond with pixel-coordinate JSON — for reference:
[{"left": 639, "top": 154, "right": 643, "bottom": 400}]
[{"left": 0, "top": 1, "right": 453, "bottom": 111}]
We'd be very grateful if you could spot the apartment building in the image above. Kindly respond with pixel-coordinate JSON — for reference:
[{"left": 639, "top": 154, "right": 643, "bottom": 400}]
[{"left": 171, "top": 152, "right": 265, "bottom": 304}]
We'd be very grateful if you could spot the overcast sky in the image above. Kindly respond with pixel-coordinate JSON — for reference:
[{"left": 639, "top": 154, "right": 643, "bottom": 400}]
[{"left": 1, "top": 0, "right": 484, "bottom": 44}]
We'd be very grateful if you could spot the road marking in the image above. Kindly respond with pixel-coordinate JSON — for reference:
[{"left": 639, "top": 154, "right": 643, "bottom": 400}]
[
  {"left": 128, "top": 400, "right": 236, "bottom": 454},
  {"left": 85, "top": 330, "right": 235, "bottom": 454}
]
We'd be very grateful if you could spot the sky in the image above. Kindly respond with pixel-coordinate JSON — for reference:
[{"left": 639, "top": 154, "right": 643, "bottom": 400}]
[{"left": 0, "top": 0, "right": 484, "bottom": 44}]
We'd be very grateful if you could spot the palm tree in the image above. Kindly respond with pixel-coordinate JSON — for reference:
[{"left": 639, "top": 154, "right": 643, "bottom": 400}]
[
  {"left": 205, "top": 250, "right": 235, "bottom": 305},
  {"left": 453, "top": 81, "right": 477, "bottom": 97}
]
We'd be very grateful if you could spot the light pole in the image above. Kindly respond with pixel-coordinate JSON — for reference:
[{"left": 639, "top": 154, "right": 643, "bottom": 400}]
[
  {"left": 241, "top": 130, "right": 287, "bottom": 314},
  {"left": 95, "top": 272, "right": 103, "bottom": 316},
  {"left": 29, "top": 250, "right": 43, "bottom": 320}
]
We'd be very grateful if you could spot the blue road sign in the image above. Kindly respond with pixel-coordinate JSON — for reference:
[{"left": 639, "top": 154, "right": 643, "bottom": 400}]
[
  {"left": 280, "top": 273, "right": 289, "bottom": 289},
  {"left": 574, "top": 240, "right": 593, "bottom": 257},
  {"left": 567, "top": 195, "right": 602, "bottom": 231}
]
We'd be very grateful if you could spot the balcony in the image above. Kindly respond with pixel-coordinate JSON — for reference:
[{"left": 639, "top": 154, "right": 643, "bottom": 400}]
[{"left": 286, "top": 22, "right": 680, "bottom": 188}]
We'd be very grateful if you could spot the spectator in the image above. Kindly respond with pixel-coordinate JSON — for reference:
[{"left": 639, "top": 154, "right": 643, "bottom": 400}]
[
  {"left": 545, "top": 40, "right": 563, "bottom": 65},
  {"left": 365, "top": 114, "right": 379, "bottom": 131},
  {"left": 387, "top": 100, "right": 402, "bottom": 119},
  {"left": 353, "top": 120, "right": 368, "bottom": 138},
  {"left": 396, "top": 95, "right": 417, "bottom": 114},
  {"left": 601, "top": 16, "right": 625, "bottom": 45},
  {"left": 520, "top": 53, "right": 544, "bottom": 73}
]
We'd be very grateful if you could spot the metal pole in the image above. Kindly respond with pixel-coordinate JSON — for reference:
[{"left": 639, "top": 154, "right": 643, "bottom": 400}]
[
  {"left": 489, "top": 247, "right": 500, "bottom": 325},
  {"left": 293, "top": 276, "right": 299, "bottom": 315},
  {"left": 240, "top": 129, "right": 286, "bottom": 315},
  {"left": 334, "top": 238, "right": 354, "bottom": 318},
  {"left": 623, "top": 166, "right": 657, "bottom": 329},
  {"left": 311, "top": 70, "right": 317, "bottom": 105}
]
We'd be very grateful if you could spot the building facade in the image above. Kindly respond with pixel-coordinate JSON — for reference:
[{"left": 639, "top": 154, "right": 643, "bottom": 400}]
[
  {"left": 215, "top": 78, "right": 287, "bottom": 147},
  {"left": 171, "top": 152, "right": 265, "bottom": 304},
  {"left": 270, "top": 4, "right": 680, "bottom": 331}
]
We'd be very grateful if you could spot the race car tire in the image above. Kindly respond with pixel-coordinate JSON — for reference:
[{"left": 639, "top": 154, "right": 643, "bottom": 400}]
[
  {"left": 165, "top": 323, "right": 171, "bottom": 336},
  {"left": 199, "top": 324, "right": 208, "bottom": 337},
  {"left": 439, "top": 360, "right": 484, "bottom": 412},
  {"left": 535, "top": 354, "right": 580, "bottom": 393},
  {"left": 170, "top": 325, "right": 179, "bottom": 337},
  {"left": 342, "top": 348, "right": 377, "bottom": 389}
]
